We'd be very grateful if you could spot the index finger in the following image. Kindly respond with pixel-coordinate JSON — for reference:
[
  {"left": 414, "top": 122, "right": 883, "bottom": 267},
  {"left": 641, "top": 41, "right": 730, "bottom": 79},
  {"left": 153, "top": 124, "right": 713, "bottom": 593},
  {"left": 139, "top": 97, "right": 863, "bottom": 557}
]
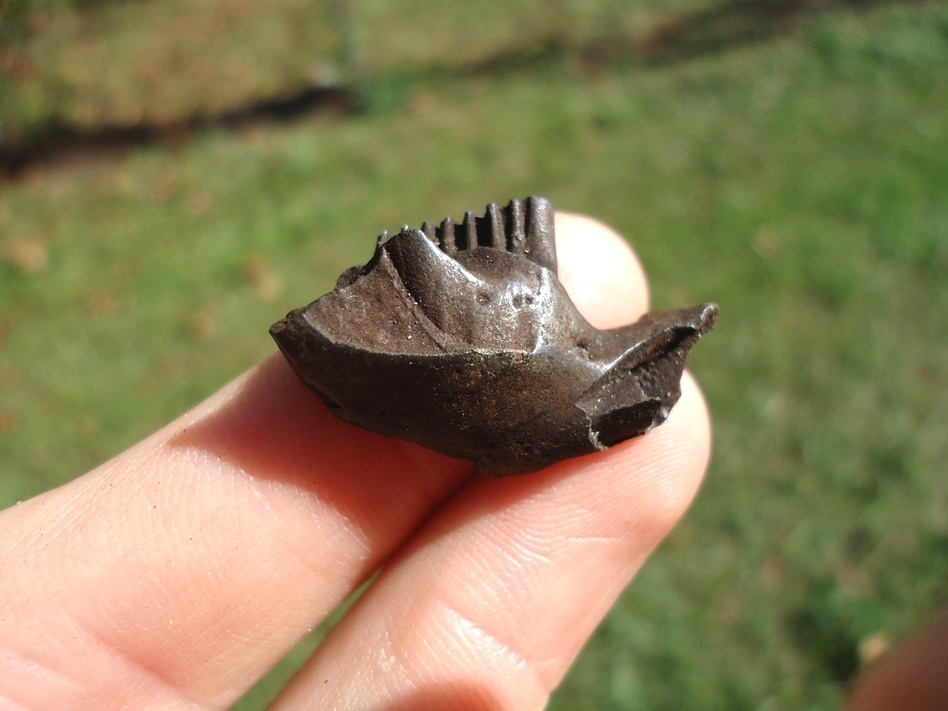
[{"left": 0, "top": 212, "right": 649, "bottom": 708}]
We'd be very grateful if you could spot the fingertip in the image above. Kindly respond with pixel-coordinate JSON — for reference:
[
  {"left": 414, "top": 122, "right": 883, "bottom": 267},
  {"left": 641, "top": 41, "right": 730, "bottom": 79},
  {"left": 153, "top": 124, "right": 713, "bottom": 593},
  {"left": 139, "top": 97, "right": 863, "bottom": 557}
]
[{"left": 554, "top": 211, "right": 650, "bottom": 329}]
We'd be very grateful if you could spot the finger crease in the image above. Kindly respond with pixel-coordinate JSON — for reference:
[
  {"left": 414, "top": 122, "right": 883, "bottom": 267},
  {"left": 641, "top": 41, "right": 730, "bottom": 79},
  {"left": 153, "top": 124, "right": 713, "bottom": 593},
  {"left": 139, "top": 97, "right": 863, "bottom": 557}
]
[
  {"left": 437, "top": 601, "right": 548, "bottom": 698},
  {"left": 72, "top": 611, "right": 212, "bottom": 710}
]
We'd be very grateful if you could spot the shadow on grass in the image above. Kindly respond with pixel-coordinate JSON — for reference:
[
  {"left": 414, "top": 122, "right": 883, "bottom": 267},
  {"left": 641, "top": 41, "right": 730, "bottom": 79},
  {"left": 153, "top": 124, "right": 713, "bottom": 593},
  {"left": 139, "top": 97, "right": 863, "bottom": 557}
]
[
  {"left": 633, "top": 0, "right": 924, "bottom": 63},
  {"left": 0, "top": 86, "right": 355, "bottom": 177},
  {"left": 0, "top": 0, "right": 925, "bottom": 179},
  {"left": 786, "top": 580, "right": 861, "bottom": 684}
]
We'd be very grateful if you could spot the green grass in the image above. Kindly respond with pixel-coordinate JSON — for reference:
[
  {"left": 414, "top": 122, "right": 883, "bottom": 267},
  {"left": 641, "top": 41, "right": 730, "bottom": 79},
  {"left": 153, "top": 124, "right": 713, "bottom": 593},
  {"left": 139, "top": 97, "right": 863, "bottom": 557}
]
[
  {"left": 2, "top": 2, "right": 947, "bottom": 709},
  {"left": 1, "top": 0, "right": 707, "bottom": 141}
]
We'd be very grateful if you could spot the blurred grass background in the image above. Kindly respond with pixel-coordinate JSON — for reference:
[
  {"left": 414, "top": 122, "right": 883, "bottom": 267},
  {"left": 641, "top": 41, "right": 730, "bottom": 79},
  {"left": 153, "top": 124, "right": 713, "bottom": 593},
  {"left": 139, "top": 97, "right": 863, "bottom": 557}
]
[{"left": 1, "top": 0, "right": 946, "bottom": 708}]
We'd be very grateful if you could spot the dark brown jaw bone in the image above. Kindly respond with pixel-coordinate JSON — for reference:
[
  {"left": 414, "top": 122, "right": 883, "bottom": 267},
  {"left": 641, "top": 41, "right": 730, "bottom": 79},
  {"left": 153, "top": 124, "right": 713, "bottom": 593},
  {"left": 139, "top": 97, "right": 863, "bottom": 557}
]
[{"left": 270, "top": 197, "right": 718, "bottom": 476}]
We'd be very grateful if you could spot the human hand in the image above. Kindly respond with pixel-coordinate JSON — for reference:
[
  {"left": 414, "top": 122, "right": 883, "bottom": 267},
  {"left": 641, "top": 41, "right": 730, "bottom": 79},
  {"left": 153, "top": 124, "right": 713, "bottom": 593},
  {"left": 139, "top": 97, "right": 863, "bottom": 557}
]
[
  {"left": 847, "top": 611, "right": 948, "bottom": 711},
  {"left": 0, "top": 214, "right": 711, "bottom": 709}
]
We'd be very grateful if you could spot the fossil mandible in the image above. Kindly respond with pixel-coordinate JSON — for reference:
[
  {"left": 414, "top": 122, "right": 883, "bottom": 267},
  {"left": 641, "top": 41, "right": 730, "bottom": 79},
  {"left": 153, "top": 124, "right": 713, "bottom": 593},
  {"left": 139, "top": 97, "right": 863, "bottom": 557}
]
[{"left": 270, "top": 196, "right": 717, "bottom": 475}]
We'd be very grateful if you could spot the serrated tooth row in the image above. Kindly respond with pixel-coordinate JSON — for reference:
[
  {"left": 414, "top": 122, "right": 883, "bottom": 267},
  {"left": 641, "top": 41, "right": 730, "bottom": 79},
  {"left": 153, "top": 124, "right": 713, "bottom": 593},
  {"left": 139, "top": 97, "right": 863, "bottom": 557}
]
[
  {"left": 426, "top": 198, "right": 535, "bottom": 255},
  {"left": 379, "top": 197, "right": 556, "bottom": 272}
]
